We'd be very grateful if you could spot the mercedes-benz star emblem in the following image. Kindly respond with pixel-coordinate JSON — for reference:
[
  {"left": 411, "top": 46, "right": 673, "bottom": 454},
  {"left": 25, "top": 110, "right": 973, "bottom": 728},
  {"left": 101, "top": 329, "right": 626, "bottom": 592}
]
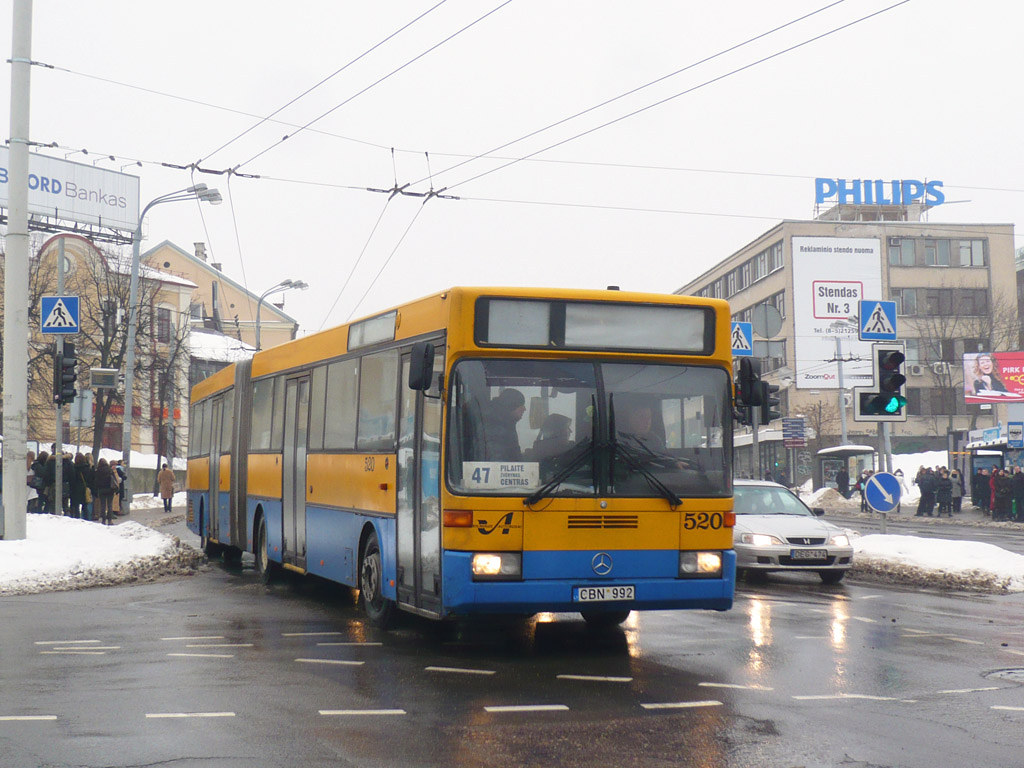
[{"left": 591, "top": 552, "right": 613, "bottom": 576}]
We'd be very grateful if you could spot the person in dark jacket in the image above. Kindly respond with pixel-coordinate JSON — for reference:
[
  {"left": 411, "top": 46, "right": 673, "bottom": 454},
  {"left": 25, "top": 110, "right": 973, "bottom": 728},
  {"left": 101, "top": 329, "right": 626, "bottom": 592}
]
[
  {"left": 481, "top": 389, "right": 526, "bottom": 461},
  {"left": 915, "top": 468, "right": 936, "bottom": 517},
  {"left": 993, "top": 469, "right": 1014, "bottom": 521},
  {"left": 92, "top": 458, "right": 117, "bottom": 526},
  {"left": 70, "top": 453, "right": 93, "bottom": 521},
  {"left": 835, "top": 467, "right": 850, "bottom": 499},
  {"left": 1012, "top": 468, "right": 1024, "bottom": 522},
  {"left": 934, "top": 470, "right": 953, "bottom": 517},
  {"left": 29, "top": 451, "right": 48, "bottom": 514}
]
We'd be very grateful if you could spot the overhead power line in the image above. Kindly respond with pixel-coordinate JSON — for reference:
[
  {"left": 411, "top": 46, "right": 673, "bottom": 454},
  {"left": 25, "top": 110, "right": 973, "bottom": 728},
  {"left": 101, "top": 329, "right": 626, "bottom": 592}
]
[{"left": 442, "top": 0, "right": 911, "bottom": 193}]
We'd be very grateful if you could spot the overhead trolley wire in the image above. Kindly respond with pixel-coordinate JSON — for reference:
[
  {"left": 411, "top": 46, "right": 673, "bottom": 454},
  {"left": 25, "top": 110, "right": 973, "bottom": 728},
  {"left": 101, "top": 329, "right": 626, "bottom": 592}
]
[
  {"left": 197, "top": 0, "right": 450, "bottom": 166},
  {"left": 441, "top": 0, "right": 911, "bottom": 194},
  {"left": 232, "top": 0, "right": 516, "bottom": 173},
  {"left": 413, "top": 0, "right": 848, "bottom": 189}
]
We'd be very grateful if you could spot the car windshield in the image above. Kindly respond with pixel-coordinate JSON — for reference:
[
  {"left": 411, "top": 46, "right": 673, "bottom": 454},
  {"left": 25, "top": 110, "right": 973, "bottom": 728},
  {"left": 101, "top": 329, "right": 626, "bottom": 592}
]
[
  {"left": 446, "top": 358, "right": 731, "bottom": 498},
  {"left": 734, "top": 485, "right": 813, "bottom": 517}
]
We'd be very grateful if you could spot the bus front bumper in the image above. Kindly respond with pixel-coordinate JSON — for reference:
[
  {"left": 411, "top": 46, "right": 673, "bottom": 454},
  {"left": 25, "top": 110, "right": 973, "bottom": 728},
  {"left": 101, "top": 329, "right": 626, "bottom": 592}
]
[{"left": 441, "top": 549, "right": 736, "bottom": 615}]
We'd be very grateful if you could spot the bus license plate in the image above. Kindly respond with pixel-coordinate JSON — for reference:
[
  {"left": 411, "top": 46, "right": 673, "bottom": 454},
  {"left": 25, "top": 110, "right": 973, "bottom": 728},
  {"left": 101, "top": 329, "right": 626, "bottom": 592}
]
[
  {"left": 574, "top": 585, "right": 635, "bottom": 602},
  {"left": 790, "top": 549, "right": 827, "bottom": 560}
]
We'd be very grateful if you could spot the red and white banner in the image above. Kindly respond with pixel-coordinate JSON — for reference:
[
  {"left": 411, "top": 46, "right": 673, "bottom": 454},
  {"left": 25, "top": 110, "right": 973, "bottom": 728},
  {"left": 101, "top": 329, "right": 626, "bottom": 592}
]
[{"left": 963, "top": 352, "right": 1024, "bottom": 403}]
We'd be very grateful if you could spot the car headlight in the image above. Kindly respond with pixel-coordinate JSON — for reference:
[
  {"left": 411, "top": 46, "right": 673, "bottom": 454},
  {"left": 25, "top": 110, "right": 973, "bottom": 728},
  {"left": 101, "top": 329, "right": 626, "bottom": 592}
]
[
  {"left": 740, "top": 533, "right": 785, "bottom": 547},
  {"left": 679, "top": 550, "right": 722, "bottom": 578},
  {"left": 471, "top": 552, "right": 522, "bottom": 580},
  {"left": 828, "top": 534, "right": 850, "bottom": 547}
]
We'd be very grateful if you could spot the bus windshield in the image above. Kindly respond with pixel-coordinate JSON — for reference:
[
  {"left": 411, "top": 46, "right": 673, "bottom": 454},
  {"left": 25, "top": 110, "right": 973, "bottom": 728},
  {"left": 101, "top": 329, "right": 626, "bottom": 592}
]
[{"left": 447, "top": 359, "right": 730, "bottom": 499}]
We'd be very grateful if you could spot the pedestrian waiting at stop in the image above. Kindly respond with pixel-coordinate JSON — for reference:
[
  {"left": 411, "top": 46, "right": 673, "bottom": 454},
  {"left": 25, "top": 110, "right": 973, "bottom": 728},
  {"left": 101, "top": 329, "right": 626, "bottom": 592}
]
[{"left": 92, "top": 458, "right": 117, "bottom": 526}]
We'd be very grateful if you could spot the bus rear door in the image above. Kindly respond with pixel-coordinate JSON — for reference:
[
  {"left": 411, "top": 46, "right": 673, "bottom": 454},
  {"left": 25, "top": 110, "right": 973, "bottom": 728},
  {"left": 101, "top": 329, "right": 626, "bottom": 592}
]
[{"left": 282, "top": 376, "right": 310, "bottom": 570}]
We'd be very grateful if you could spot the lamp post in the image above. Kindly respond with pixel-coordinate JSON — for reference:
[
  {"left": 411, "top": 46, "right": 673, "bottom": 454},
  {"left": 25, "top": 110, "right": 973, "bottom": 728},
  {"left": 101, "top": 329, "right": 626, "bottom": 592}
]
[
  {"left": 121, "top": 184, "right": 222, "bottom": 512},
  {"left": 255, "top": 279, "right": 308, "bottom": 351}
]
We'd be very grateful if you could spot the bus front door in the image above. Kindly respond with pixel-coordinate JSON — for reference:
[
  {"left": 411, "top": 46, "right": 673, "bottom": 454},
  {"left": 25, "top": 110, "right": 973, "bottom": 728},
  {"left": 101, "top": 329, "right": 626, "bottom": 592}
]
[
  {"left": 396, "top": 350, "right": 443, "bottom": 615},
  {"left": 282, "top": 376, "right": 309, "bottom": 570},
  {"left": 208, "top": 397, "right": 222, "bottom": 544}
]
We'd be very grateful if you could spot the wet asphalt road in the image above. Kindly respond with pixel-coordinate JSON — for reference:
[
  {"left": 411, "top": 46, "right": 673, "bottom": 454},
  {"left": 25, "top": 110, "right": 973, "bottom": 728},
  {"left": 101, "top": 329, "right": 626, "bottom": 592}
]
[{"left": 2, "top": 516, "right": 1023, "bottom": 768}]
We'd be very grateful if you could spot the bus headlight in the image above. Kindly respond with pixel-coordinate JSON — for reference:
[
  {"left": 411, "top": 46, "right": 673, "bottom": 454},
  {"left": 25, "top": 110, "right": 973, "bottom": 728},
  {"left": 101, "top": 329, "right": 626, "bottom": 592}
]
[
  {"left": 471, "top": 552, "right": 522, "bottom": 580},
  {"left": 679, "top": 550, "right": 722, "bottom": 578}
]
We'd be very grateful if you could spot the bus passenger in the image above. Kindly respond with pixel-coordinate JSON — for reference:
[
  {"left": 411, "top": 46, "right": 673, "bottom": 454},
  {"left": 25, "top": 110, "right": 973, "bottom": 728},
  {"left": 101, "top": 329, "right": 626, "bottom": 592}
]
[{"left": 482, "top": 389, "right": 526, "bottom": 461}]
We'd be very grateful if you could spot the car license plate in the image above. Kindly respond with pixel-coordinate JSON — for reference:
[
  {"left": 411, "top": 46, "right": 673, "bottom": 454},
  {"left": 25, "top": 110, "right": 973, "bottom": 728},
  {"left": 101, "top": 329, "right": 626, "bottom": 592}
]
[
  {"left": 790, "top": 549, "right": 827, "bottom": 560},
  {"left": 574, "top": 585, "right": 635, "bottom": 602}
]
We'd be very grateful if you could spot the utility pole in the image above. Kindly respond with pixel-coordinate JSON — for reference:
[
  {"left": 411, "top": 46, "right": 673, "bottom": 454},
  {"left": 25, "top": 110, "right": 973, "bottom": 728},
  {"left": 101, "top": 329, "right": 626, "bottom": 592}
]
[
  {"left": 2, "top": 0, "right": 33, "bottom": 540},
  {"left": 54, "top": 238, "right": 65, "bottom": 515}
]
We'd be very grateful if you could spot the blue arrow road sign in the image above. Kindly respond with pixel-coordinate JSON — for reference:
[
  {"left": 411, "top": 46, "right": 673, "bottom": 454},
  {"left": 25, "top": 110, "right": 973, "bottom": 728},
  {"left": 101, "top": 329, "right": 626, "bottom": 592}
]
[
  {"left": 865, "top": 472, "right": 902, "bottom": 513},
  {"left": 859, "top": 300, "right": 898, "bottom": 341},
  {"left": 40, "top": 295, "right": 80, "bottom": 335},
  {"left": 731, "top": 321, "right": 753, "bottom": 357}
]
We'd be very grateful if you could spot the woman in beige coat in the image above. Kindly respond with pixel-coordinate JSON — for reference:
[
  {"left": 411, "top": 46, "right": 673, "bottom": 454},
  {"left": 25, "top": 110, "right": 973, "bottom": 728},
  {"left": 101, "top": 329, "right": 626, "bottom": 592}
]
[{"left": 157, "top": 464, "right": 176, "bottom": 513}]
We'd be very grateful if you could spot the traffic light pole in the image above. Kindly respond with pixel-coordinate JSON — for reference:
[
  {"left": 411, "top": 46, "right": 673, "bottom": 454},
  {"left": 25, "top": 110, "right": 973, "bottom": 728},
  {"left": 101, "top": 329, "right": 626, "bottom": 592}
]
[{"left": 54, "top": 239, "right": 65, "bottom": 517}]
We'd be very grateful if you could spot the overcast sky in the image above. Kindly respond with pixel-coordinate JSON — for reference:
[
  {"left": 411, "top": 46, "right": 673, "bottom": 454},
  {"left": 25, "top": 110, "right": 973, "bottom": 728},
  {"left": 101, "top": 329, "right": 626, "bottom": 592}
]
[{"left": 2, "top": 1, "right": 1021, "bottom": 335}]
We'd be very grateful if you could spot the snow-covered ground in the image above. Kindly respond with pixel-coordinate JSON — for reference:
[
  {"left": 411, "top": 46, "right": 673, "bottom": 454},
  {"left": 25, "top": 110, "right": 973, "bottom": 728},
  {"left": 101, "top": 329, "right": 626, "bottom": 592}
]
[{"left": 2, "top": 453, "right": 1022, "bottom": 596}]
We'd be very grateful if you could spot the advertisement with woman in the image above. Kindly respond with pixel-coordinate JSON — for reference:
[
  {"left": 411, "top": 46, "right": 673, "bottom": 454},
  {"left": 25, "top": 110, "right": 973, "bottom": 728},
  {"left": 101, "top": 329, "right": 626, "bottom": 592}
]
[{"left": 963, "top": 352, "right": 1024, "bottom": 403}]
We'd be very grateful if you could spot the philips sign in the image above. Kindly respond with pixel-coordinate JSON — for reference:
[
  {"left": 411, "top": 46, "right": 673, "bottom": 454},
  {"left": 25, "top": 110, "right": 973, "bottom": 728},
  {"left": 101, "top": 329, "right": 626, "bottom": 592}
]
[{"left": 815, "top": 178, "right": 944, "bottom": 207}]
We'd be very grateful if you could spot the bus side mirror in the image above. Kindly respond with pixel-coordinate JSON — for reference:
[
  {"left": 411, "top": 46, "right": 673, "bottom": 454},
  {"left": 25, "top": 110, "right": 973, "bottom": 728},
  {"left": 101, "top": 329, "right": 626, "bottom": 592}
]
[{"left": 408, "top": 342, "right": 435, "bottom": 391}]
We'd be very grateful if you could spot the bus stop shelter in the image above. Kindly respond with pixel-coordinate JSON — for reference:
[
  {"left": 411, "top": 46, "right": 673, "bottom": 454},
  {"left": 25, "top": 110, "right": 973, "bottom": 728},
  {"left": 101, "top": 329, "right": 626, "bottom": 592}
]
[{"left": 816, "top": 444, "right": 875, "bottom": 491}]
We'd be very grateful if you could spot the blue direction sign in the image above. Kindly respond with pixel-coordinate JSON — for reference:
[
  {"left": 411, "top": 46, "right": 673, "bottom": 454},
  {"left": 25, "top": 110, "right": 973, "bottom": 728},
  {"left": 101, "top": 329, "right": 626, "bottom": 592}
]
[
  {"left": 40, "top": 295, "right": 80, "bottom": 335},
  {"left": 731, "top": 321, "right": 753, "bottom": 357},
  {"left": 1009, "top": 422, "right": 1024, "bottom": 449},
  {"left": 865, "top": 472, "right": 902, "bottom": 513},
  {"left": 859, "top": 300, "right": 898, "bottom": 341}
]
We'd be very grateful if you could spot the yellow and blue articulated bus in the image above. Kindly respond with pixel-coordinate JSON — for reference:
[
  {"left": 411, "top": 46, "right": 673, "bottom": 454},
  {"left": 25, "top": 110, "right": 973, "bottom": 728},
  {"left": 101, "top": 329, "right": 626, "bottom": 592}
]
[{"left": 187, "top": 287, "right": 736, "bottom": 627}]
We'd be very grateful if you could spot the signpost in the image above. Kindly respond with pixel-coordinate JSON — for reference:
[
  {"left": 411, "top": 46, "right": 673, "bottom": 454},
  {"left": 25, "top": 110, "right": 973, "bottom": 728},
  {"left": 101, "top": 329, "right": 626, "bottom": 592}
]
[
  {"left": 865, "top": 471, "right": 902, "bottom": 534},
  {"left": 731, "top": 321, "right": 753, "bottom": 357}
]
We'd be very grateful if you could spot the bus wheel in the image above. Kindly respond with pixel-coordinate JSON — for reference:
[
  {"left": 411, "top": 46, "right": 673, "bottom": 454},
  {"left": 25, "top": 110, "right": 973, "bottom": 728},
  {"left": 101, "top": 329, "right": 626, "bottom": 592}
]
[
  {"left": 580, "top": 610, "right": 631, "bottom": 628},
  {"left": 360, "top": 531, "right": 394, "bottom": 629},
  {"left": 255, "top": 516, "right": 279, "bottom": 584}
]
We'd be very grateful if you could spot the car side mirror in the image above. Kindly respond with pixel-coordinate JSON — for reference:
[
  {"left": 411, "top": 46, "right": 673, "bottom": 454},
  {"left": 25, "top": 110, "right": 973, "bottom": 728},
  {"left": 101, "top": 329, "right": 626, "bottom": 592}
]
[
  {"left": 408, "top": 341, "right": 435, "bottom": 391},
  {"left": 812, "top": 507, "right": 825, "bottom": 517}
]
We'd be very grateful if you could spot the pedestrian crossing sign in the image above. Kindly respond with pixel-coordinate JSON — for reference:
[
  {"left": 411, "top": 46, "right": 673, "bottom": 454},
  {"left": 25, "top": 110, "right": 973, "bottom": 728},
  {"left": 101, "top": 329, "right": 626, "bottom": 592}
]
[
  {"left": 859, "top": 300, "right": 897, "bottom": 341},
  {"left": 731, "top": 321, "right": 753, "bottom": 357},
  {"left": 40, "top": 295, "right": 80, "bottom": 335}
]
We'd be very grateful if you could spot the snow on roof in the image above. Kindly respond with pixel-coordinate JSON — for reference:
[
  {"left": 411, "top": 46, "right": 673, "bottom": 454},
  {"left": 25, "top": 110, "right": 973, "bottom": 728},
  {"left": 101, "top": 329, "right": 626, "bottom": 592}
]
[
  {"left": 105, "top": 254, "right": 198, "bottom": 289},
  {"left": 189, "top": 329, "right": 254, "bottom": 363}
]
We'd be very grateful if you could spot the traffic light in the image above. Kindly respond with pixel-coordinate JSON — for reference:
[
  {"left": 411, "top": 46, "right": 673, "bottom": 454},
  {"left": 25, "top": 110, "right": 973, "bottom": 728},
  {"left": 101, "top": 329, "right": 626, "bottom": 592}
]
[
  {"left": 736, "top": 357, "right": 763, "bottom": 407},
  {"left": 854, "top": 343, "right": 907, "bottom": 422},
  {"left": 53, "top": 342, "right": 78, "bottom": 405},
  {"left": 760, "top": 381, "right": 781, "bottom": 423}
]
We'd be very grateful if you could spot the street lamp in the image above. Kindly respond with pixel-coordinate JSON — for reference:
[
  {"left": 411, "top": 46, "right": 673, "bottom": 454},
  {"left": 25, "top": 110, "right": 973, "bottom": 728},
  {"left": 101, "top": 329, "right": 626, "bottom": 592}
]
[
  {"left": 121, "top": 184, "right": 222, "bottom": 512},
  {"left": 255, "top": 279, "right": 308, "bottom": 351}
]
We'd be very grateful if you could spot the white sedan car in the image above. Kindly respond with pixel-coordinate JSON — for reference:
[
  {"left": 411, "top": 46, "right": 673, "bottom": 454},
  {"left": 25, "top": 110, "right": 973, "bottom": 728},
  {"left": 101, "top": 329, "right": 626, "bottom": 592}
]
[{"left": 733, "top": 479, "right": 854, "bottom": 583}]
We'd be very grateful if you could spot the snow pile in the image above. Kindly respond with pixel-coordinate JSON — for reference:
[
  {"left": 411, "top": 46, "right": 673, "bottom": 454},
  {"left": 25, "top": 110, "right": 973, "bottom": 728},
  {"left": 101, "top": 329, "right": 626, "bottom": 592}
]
[
  {"left": 854, "top": 534, "right": 1024, "bottom": 593},
  {"left": 804, "top": 487, "right": 858, "bottom": 508},
  {"left": 0, "top": 515, "right": 202, "bottom": 596}
]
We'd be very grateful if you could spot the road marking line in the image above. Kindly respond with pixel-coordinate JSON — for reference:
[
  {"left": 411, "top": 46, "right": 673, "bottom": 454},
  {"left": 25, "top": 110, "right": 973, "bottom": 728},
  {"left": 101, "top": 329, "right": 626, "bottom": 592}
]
[
  {"left": 699, "top": 682, "right": 773, "bottom": 691},
  {"left": 34, "top": 639, "right": 100, "bottom": 645},
  {"left": 1002, "top": 649, "right": 1024, "bottom": 657},
  {"left": 556, "top": 674, "right": 632, "bottom": 682},
  {"left": 319, "top": 709, "right": 406, "bottom": 716},
  {"left": 946, "top": 637, "right": 984, "bottom": 645},
  {"left": 166, "top": 653, "right": 234, "bottom": 659},
  {"left": 484, "top": 704, "right": 569, "bottom": 713},
  {"left": 902, "top": 628, "right": 929, "bottom": 634},
  {"left": 161, "top": 636, "right": 225, "bottom": 641},
  {"left": 0, "top": 716, "right": 58, "bottom": 721},
  {"left": 40, "top": 651, "right": 106, "bottom": 655},
  {"left": 50, "top": 646, "right": 121, "bottom": 651},
  {"left": 426, "top": 666, "right": 496, "bottom": 676},
  {"left": 145, "top": 712, "right": 236, "bottom": 719},
  {"left": 641, "top": 700, "right": 723, "bottom": 710},
  {"left": 295, "top": 658, "right": 364, "bottom": 666},
  {"left": 851, "top": 616, "right": 877, "bottom": 623},
  {"left": 992, "top": 705, "right": 1024, "bottom": 712},
  {"left": 318, "top": 642, "right": 383, "bottom": 647},
  {"left": 859, "top": 595, "right": 883, "bottom": 600},
  {"left": 282, "top": 632, "right": 343, "bottom": 637},
  {"left": 938, "top": 687, "right": 1001, "bottom": 694},
  {"left": 185, "top": 643, "right": 254, "bottom": 648},
  {"left": 792, "top": 694, "right": 897, "bottom": 701}
]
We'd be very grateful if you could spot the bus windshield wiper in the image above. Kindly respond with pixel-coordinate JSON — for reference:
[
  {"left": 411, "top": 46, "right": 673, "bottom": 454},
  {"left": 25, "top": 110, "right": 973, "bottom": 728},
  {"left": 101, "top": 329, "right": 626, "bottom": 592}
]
[
  {"left": 523, "top": 437, "right": 594, "bottom": 506},
  {"left": 611, "top": 436, "right": 683, "bottom": 507}
]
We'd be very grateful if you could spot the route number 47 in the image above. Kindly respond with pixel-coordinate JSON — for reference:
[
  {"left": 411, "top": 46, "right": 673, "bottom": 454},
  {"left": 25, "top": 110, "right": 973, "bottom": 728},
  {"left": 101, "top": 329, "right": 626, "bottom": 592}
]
[{"left": 471, "top": 467, "right": 491, "bottom": 483}]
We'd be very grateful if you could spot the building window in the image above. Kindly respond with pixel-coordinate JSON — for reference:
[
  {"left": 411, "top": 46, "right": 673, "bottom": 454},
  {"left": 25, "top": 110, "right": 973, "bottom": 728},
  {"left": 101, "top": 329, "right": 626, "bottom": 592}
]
[
  {"left": 904, "top": 339, "right": 921, "bottom": 364},
  {"left": 754, "top": 252, "right": 768, "bottom": 281},
  {"left": 924, "top": 239, "right": 950, "bottom": 266},
  {"left": 770, "top": 290, "right": 785, "bottom": 318},
  {"left": 740, "top": 262, "right": 751, "bottom": 290},
  {"left": 156, "top": 306, "right": 172, "bottom": 343},
  {"left": 768, "top": 241, "right": 784, "bottom": 272},
  {"left": 888, "top": 238, "right": 916, "bottom": 266},
  {"left": 726, "top": 271, "right": 737, "bottom": 297},
  {"left": 891, "top": 287, "right": 917, "bottom": 316}
]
